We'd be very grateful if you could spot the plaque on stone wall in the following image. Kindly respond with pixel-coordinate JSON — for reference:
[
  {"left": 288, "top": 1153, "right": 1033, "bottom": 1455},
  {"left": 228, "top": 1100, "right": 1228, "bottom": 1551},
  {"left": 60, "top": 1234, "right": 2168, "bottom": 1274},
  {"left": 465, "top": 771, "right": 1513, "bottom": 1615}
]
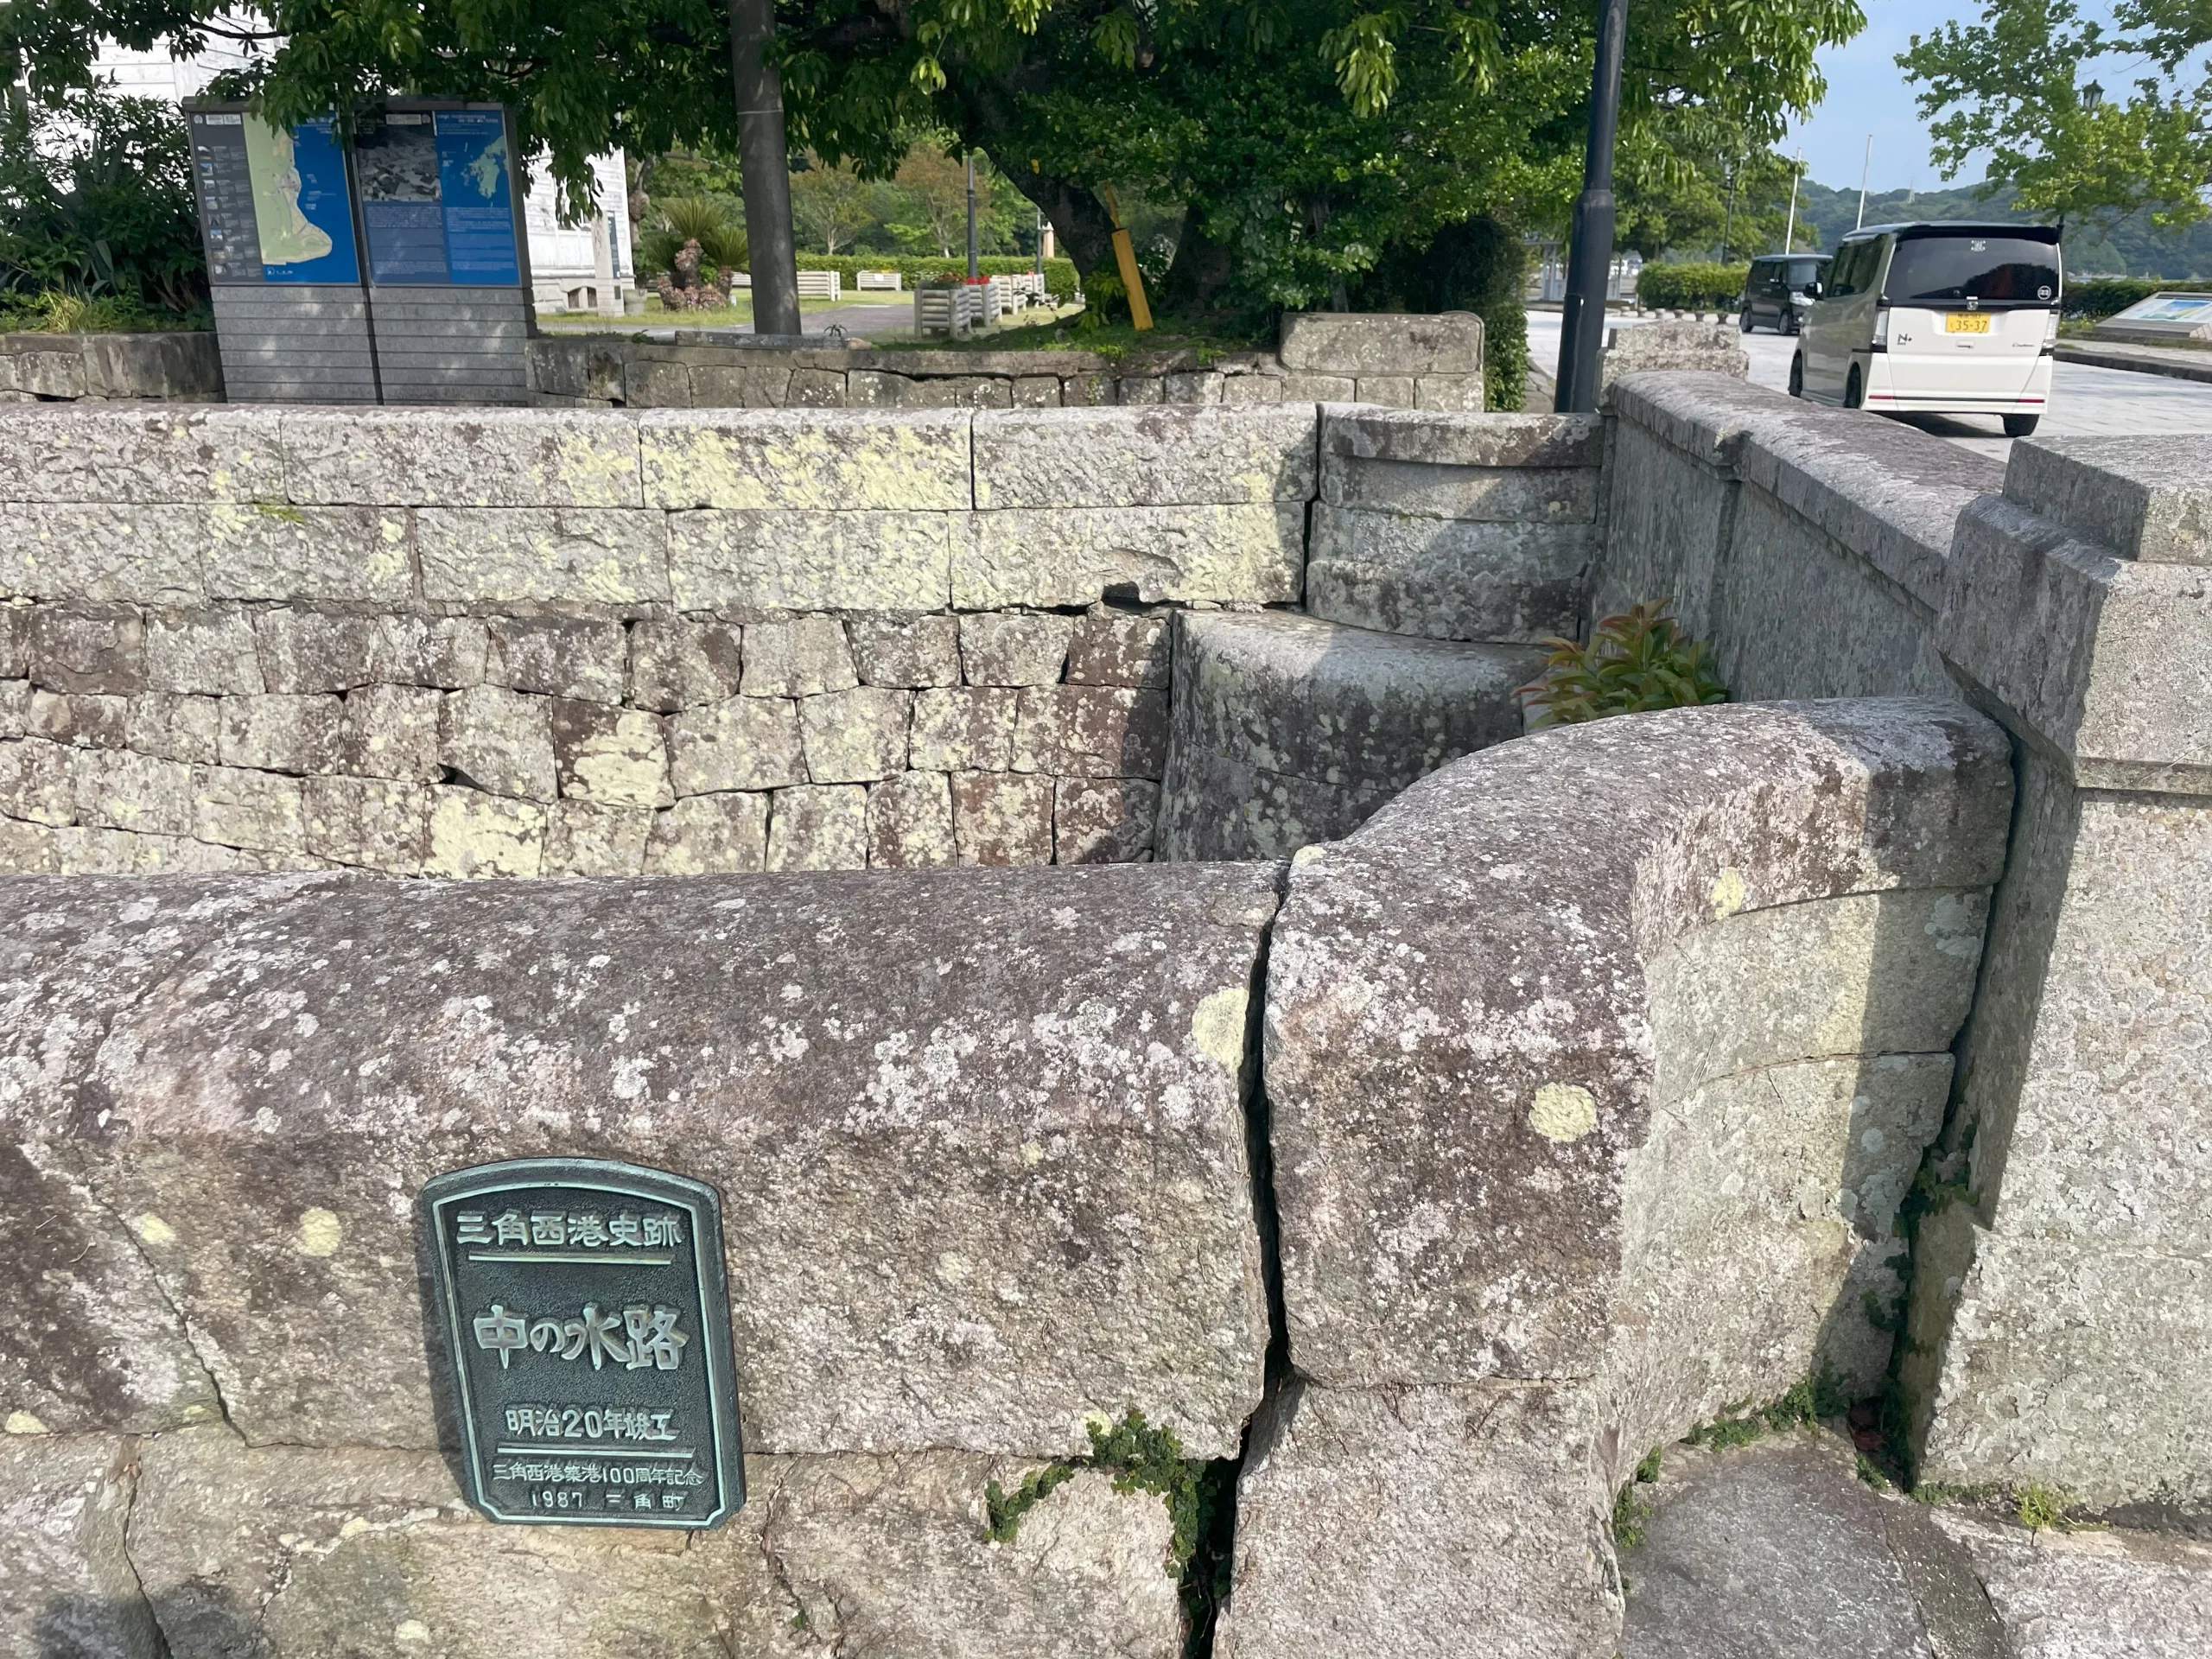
[{"left": 421, "top": 1158, "right": 745, "bottom": 1529}]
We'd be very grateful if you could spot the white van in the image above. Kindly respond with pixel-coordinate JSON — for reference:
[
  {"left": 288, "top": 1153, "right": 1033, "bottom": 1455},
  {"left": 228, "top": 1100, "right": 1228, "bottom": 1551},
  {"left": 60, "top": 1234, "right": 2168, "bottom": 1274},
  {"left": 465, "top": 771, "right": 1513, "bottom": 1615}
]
[{"left": 1789, "top": 222, "right": 2061, "bottom": 436}]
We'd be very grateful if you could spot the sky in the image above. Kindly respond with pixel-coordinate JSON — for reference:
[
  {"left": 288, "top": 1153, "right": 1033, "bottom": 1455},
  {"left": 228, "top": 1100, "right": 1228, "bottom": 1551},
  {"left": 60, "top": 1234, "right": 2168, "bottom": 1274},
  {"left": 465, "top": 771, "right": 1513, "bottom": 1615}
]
[{"left": 1783, "top": 0, "right": 1992, "bottom": 194}]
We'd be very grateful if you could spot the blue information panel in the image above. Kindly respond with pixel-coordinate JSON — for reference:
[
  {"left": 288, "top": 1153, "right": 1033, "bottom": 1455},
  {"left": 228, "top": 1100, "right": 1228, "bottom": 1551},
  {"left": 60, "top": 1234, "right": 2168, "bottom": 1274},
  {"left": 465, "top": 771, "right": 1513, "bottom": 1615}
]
[
  {"left": 357, "top": 106, "right": 522, "bottom": 286},
  {"left": 188, "top": 108, "right": 360, "bottom": 284}
]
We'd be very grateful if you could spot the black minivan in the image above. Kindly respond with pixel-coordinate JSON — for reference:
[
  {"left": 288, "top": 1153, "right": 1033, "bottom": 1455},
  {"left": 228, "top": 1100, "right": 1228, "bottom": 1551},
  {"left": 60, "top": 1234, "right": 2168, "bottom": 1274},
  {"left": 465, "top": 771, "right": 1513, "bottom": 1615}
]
[{"left": 1739, "top": 254, "right": 1831, "bottom": 334}]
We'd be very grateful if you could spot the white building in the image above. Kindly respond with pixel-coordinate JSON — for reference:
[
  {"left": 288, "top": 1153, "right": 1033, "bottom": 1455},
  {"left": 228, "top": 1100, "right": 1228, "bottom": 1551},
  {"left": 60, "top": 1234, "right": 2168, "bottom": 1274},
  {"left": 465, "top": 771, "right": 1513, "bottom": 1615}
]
[{"left": 95, "top": 38, "right": 634, "bottom": 314}]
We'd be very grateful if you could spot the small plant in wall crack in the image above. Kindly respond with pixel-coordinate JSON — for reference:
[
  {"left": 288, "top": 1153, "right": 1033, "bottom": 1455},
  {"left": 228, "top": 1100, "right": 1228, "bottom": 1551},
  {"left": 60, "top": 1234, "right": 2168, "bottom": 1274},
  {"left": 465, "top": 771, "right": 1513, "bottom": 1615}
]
[
  {"left": 1517, "top": 600, "right": 1728, "bottom": 728},
  {"left": 983, "top": 1408, "right": 1238, "bottom": 1654}
]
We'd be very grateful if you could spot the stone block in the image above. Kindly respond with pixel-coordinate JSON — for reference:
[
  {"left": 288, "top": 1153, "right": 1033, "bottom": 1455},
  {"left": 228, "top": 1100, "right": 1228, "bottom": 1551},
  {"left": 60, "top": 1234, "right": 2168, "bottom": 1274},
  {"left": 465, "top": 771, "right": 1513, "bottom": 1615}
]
[
  {"left": 1215, "top": 1380, "right": 1617, "bottom": 1659},
  {"left": 543, "top": 800, "right": 653, "bottom": 875},
  {"left": 0, "top": 1141, "right": 219, "bottom": 1432},
  {"left": 629, "top": 619, "right": 744, "bottom": 710},
  {"left": 1279, "top": 311, "right": 1483, "bottom": 375},
  {"left": 126, "top": 694, "right": 220, "bottom": 765},
  {"left": 1220, "top": 374, "right": 1287, "bottom": 405},
  {"left": 625, "top": 357, "right": 693, "bottom": 407},
  {"left": 1279, "top": 374, "right": 1357, "bottom": 401},
  {"left": 950, "top": 772, "right": 1053, "bottom": 865},
  {"left": 0, "top": 817, "right": 54, "bottom": 871},
  {"left": 0, "top": 677, "right": 22, "bottom": 739},
  {"left": 191, "top": 766, "right": 305, "bottom": 852},
  {"left": 1117, "top": 376, "right": 1166, "bottom": 405},
  {"left": 0, "top": 503, "right": 204, "bottom": 607},
  {"left": 959, "top": 612, "right": 1076, "bottom": 686},
  {"left": 668, "top": 508, "right": 955, "bottom": 612},
  {"left": 550, "top": 701, "right": 671, "bottom": 808},
  {"left": 73, "top": 748, "right": 194, "bottom": 837},
  {"left": 1413, "top": 373, "right": 1487, "bottom": 410},
  {"left": 256, "top": 611, "right": 489, "bottom": 694},
  {"left": 416, "top": 507, "right": 671, "bottom": 607},
  {"left": 767, "top": 782, "right": 869, "bottom": 870},
  {"left": 425, "top": 785, "right": 545, "bottom": 876},
  {"left": 1014, "top": 685, "right": 1171, "bottom": 779},
  {"left": 2001, "top": 436, "right": 2212, "bottom": 564},
  {"left": 644, "top": 791, "right": 769, "bottom": 873},
  {"left": 785, "top": 367, "right": 849, "bottom": 406},
  {"left": 0, "top": 405, "right": 284, "bottom": 504},
  {"left": 201, "top": 504, "right": 414, "bottom": 604},
  {"left": 1067, "top": 610, "right": 1172, "bottom": 688},
  {"left": 846, "top": 370, "right": 912, "bottom": 406},
  {"left": 1164, "top": 371, "right": 1224, "bottom": 404},
  {"left": 690, "top": 363, "right": 794, "bottom": 406},
  {"left": 1600, "top": 320, "right": 1748, "bottom": 383},
  {"left": 339, "top": 683, "right": 442, "bottom": 782},
  {"left": 847, "top": 613, "right": 961, "bottom": 689},
  {"left": 1321, "top": 409, "right": 1601, "bottom": 469},
  {"left": 302, "top": 774, "right": 432, "bottom": 874},
  {"left": 486, "top": 616, "right": 628, "bottom": 704},
  {"left": 899, "top": 375, "right": 1013, "bottom": 409},
  {"left": 439, "top": 685, "right": 557, "bottom": 802},
  {"left": 218, "top": 693, "right": 344, "bottom": 774},
  {"left": 1011, "top": 374, "right": 1061, "bottom": 408},
  {"left": 867, "top": 771, "right": 957, "bottom": 868},
  {"left": 0, "top": 609, "right": 22, "bottom": 680},
  {"left": 957, "top": 504, "right": 1306, "bottom": 609},
  {"left": 1320, "top": 454, "right": 1601, "bottom": 522},
  {"left": 0, "top": 738, "right": 79, "bottom": 824},
  {"left": 741, "top": 615, "right": 856, "bottom": 698},
  {"left": 27, "top": 607, "right": 145, "bottom": 696},
  {"left": 1306, "top": 505, "right": 1597, "bottom": 643},
  {"left": 799, "top": 687, "right": 912, "bottom": 783},
  {"left": 146, "top": 607, "right": 264, "bottom": 695},
  {"left": 0, "top": 1433, "right": 160, "bottom": 1659},
  {"left": 1929, "top": 1507, "right": 2212, "bottom": 1655},
  {"left": 1352, "top": 376, "right": 1416, "bottom": 405},
  {"left": 1065, "top": 372, "right": 1117, "bottom": 406},
  {"left": 1054, "top": 777, "right": 1160, "bottom": 863},
  {"left": 669, "top": 696, "right": 806, "bottom": 795},
  {"left": 278, "top": 407, "right": 645, "bottom": 507},
  {"left": 910, "top": 688, "right": 1019, "bottom": 772},
  {"left": 972, "top": 405, "right": 1317, "bottom": 509},
  {"left": 28, "top": 690, "right": 129, "bottom": 750},
  {"left": 639, "top": 408, "right": 971, "bottom": 511},
  {"left": 121, "top": 1429, "right": 1180, "bottom": 1659}
]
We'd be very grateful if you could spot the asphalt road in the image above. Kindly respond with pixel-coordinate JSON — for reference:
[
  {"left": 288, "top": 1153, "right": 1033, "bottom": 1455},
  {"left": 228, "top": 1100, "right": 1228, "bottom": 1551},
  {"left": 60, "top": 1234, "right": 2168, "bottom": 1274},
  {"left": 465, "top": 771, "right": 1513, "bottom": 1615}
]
[{"left": 1525, "top": 310, "right": 2212, "bottom": 462}]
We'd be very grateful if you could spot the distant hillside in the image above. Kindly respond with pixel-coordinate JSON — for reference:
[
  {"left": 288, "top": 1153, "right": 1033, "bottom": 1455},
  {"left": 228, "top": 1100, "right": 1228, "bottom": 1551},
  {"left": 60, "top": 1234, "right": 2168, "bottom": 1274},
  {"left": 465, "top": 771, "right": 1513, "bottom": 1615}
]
[{"left": 1789, "top": 179, "right": 2212, "bottom": 278}]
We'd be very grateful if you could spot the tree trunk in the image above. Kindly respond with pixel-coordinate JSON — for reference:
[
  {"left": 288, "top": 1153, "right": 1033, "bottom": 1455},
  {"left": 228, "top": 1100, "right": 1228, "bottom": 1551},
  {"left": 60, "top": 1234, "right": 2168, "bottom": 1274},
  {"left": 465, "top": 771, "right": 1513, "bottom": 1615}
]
[
  {"left": 728, "top": 0, "right": 801, "bottom": 335},
  {"left": 1154, "top": 209, "right": 1234, "bottom": 319},
  {"left": 986, "top": 151, "right": 1117, "bottom": 289}
]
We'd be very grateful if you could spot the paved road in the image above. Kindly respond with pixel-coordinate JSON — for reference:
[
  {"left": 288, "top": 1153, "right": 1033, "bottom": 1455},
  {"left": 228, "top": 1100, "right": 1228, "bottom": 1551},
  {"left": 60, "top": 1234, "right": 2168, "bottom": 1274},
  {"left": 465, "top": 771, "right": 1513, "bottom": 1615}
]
[{"left": 1526, "top": 310, "right": 2212, "bottom": 461}]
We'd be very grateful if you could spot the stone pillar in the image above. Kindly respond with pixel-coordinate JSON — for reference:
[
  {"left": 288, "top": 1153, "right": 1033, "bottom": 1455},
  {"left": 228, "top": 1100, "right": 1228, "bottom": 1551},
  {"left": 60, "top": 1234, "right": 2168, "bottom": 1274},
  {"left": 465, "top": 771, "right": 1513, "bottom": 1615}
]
[{"left": 1905, "top": 437, "right": 2212, "bottom": 1510}]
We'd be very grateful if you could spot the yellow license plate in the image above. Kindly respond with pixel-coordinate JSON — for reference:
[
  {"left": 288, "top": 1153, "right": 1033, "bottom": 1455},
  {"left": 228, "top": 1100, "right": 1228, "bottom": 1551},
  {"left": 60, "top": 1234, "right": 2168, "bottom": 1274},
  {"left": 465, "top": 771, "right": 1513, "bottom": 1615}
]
[{"left": 1945, "top": 313, "right": 1993, "bottom": 334}]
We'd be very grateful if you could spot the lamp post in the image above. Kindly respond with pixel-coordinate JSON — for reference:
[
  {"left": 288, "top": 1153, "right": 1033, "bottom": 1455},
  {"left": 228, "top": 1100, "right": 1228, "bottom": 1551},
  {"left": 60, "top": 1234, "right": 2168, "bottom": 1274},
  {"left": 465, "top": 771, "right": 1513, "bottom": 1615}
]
[
  {"left": 1554, "top": 0, "right": 1630, "bottom": 413},
  {"left": 966, "top": 153, "right": 979, "bottom": 280}
]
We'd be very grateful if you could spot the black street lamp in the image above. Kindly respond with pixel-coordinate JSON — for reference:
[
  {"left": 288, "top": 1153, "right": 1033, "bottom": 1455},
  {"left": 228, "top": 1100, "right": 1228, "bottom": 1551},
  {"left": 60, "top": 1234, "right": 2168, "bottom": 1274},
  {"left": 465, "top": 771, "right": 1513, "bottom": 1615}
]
[{"left": 1554, "top": 0, "right": 1630, "bottom": 413}]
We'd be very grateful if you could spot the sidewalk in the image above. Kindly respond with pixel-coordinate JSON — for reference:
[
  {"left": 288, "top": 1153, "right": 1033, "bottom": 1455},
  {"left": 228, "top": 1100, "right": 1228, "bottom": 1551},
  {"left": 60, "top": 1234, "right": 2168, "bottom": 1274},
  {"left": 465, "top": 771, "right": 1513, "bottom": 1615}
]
[{"left": 2055, "top": 336, "right": 2212, "bottom": 385}]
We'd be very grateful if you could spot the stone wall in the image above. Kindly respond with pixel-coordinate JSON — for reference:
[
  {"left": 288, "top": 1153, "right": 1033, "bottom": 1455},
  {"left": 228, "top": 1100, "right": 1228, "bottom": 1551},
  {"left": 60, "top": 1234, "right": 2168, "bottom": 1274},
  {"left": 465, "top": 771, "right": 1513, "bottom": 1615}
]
[
  {"left": 0, "top": 331, "right": 223, "bottom": 404},
  {"left": 529, "top": 312, "right": 1486, "bottom": 413},
  {"left": 0, "top": 402, "right": 1323, "bottom": 877},
  {"left": 1599, "top": 373, "right": 2212, "bottom": 1515}
]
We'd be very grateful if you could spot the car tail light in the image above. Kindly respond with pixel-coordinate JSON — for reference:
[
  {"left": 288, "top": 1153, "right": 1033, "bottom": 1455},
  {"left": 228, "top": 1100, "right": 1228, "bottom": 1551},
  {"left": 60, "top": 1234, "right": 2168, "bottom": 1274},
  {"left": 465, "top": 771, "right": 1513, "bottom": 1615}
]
[
  {"left": 2044, "top": 311, "right": 2060, "bottom": 343},
  {"left": 1872, "top": 308, "right": 1891, "bottom": 346}
]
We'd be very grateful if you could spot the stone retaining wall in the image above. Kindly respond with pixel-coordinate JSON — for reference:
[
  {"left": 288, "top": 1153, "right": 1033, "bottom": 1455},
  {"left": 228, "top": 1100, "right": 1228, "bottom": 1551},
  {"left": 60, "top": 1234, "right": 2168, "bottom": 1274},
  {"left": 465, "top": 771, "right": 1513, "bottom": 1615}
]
[
  {"left": 529, "top": 312, "right": 1486, "bottom": 413},
  {"left": 1601, "top": 373, "right": 2212, "bottom": 1513},
  {"left": 0, "top": 331, "right": 223, "bottom": 404}
]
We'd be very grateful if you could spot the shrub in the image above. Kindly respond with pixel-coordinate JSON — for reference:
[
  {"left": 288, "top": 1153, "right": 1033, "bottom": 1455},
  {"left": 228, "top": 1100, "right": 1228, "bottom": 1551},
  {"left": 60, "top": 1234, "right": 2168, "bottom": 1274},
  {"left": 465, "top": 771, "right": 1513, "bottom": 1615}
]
[
  {"left": 635, "top": 196, "right": 748, "bottom": 281},
  {"left": 0, "top": 85, "right": 206, "bottom": 315},
  {"left": 1517, "top": 601, "right": 1728, "bottom": 727},
  {"left": 1636, "top": 262, "right": 1751, "bottom": 313}
]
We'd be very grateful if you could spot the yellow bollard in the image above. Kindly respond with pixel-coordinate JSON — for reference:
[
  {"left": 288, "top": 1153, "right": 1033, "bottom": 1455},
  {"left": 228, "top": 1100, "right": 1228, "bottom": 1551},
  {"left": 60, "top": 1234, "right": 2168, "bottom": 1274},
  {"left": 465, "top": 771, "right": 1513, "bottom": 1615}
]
[{"left": 1101, "top": 187, "right": 1154, "bottom": 331}]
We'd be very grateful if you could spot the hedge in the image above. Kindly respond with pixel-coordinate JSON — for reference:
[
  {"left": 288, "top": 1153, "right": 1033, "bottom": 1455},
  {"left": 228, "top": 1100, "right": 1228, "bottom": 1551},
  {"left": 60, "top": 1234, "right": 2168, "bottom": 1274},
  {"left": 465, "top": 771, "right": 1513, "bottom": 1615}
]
[
  {"left": 2062, "top": 276, "right": 2212, "bottom": 321},
  {"left": 793, "top": 254, "right": 1080, "bottom": 304},
  {"left": 1634, "top": 262, "right": 1751, "bottom": 313}
]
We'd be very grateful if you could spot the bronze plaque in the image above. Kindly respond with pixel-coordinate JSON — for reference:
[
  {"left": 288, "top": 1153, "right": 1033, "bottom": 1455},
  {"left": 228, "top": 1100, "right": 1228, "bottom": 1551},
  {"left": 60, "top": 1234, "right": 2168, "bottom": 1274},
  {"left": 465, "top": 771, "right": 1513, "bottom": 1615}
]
[{"left": 421, "top": 1158, "right": 745, "bottom": 1529}]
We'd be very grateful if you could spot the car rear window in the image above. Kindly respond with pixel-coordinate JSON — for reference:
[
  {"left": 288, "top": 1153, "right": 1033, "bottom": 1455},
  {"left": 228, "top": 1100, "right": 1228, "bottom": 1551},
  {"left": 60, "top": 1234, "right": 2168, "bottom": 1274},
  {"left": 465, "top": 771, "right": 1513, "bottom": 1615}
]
[
  {"left": 1787, "top": 258, "right": 1824, "bottom": 285},
  {"left": 1885, "top": 235, "right": 2059, "bottom": 307}
]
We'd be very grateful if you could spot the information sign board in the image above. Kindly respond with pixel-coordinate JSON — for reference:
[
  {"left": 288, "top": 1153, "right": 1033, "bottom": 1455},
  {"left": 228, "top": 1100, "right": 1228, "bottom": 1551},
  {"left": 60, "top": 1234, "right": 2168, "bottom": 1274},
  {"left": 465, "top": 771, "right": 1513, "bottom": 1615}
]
[
  {"left": 186, "top": 108, "right": 360, "bottom": 285},
  {"left": 421, "top": 1158, "right": 746, "bottom": 1530},
  {"left": 356, "top": 106, "right": 524, "bottom": 287}
]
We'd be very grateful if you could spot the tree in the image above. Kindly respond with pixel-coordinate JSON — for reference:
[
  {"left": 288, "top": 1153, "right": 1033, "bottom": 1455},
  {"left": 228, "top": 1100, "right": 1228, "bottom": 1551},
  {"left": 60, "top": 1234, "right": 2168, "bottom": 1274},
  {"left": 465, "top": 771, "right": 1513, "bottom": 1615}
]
[
  {"left": 789, "top": 155, "right": 872, "bottom": 253},
  {"left": 1901, "top": 0, "right": 2212, "bottom": 234},
  {"left": 885, "top": 145, "right": 969, "bottom": 257}
]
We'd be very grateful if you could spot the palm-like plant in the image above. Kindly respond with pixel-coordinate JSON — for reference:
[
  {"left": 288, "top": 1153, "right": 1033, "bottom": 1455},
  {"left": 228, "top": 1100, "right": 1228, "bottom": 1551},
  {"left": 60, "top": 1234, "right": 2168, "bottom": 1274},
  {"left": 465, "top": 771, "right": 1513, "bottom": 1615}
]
[
  {"left": 1517, "top": 601, "right": 1728, "bottom": 727},
  {"left": 637, "top": 195, "right": 747, "bottom": 282}
]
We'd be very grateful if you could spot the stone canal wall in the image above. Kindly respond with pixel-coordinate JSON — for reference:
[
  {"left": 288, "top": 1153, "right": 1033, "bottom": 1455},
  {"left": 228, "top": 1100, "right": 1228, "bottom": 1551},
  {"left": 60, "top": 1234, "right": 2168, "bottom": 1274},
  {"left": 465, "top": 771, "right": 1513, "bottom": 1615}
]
[
  {"left": 0, "top": 400, "right": 1601, "bottom": 878},
  {"left": 0, "top": 331, "right": 224, "bottom": 404}
]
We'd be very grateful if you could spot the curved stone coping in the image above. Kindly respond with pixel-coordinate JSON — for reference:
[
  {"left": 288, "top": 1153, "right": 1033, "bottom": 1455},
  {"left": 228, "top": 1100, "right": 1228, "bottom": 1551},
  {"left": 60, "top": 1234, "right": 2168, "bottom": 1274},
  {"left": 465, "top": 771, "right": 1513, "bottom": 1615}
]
[
  {"left": 1607, "top": 372, "right": 2002, "bottom": 612},
  {"left": 1264, "top": 696, "right": 2012, "bottom": 1395},
  {"left": 0, "top": 862, "right": 1279, "bottom": 1459}
]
